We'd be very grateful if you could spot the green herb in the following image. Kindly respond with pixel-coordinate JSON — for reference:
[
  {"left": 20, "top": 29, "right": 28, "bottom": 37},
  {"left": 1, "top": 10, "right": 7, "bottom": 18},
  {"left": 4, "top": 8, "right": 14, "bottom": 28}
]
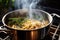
[{"left": 8, "top": 17, "right": 25, "bottom": 26}]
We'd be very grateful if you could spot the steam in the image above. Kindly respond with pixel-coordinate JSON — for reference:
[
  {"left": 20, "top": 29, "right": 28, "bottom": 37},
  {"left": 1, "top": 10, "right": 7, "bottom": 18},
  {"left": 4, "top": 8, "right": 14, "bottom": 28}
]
[
  {"left": 14, "top": 0, "right": 40, "bottom": 19},
  {"left": 29, "top": 0, "right": 40, "bottom": 18},
  {"left": 14, "top": 0, "right": 40, "bottom": 9}
]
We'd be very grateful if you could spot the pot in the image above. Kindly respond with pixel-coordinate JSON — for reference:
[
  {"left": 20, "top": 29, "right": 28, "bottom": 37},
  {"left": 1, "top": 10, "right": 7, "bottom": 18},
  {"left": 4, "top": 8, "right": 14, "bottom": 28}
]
[{"left": 2, "top": 9, "right": 59, "bottom": 40}]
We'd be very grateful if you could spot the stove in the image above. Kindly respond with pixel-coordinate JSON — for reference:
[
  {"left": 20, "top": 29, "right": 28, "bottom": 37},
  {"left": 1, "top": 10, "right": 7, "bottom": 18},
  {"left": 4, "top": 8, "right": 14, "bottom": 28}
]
[{"left": 0, "top": 6, "right": 60, "bottom": 40}]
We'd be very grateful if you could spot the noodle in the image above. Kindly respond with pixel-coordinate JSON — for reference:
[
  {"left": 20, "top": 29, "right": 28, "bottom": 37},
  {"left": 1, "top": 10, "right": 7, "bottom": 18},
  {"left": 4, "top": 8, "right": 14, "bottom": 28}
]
[{"left": 9, "top": 19, "right": 48, "bottom": 30}]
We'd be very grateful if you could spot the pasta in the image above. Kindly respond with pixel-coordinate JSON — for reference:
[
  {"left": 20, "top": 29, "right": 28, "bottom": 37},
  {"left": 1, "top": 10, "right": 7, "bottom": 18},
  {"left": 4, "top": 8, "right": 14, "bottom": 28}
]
[{"left": 9, "top": 19, "right": 48, "bottom": 30}]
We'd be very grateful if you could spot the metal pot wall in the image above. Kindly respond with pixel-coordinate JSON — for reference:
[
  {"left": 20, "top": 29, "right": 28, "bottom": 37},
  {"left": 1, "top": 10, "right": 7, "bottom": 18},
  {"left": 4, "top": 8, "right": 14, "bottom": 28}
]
[{"left": 2, "top": 9, "right": 57, "bottom": 40}]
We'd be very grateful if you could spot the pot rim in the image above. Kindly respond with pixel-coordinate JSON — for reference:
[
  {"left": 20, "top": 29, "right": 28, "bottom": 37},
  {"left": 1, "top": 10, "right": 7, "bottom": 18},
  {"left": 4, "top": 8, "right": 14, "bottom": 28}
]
[{"left": 2, "top": 9, "right": 53, "bottom": 31}]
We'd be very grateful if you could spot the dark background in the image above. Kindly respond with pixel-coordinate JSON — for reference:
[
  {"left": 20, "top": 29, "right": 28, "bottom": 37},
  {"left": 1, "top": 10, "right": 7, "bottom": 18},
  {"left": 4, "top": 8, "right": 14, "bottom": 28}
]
[{"left": 40, "top": 0, "right": 60, "bottom": 9}]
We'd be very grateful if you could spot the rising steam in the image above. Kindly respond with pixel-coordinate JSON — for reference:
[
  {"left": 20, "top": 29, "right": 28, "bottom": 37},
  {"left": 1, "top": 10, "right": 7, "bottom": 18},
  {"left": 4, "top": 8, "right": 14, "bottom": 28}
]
[
  {"left": 14, "top": 0, "right": 40, "bottom": 19},
  {"left": 14, "top": 0, "right": 40, "bottom": 9}
]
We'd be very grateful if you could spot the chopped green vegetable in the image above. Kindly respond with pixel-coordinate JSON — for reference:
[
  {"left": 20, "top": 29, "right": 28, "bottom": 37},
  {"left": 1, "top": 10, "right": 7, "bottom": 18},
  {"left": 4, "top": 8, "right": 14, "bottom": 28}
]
[{"left": 8, "top": 17, "right": 25, "bottom": 26}]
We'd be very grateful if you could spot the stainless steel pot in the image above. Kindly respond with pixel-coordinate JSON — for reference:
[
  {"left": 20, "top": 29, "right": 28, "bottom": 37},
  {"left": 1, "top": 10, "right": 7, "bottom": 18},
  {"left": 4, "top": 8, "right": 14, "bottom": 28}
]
[{"left": 2, "top": 9, "right": 59, "bottom": 40}]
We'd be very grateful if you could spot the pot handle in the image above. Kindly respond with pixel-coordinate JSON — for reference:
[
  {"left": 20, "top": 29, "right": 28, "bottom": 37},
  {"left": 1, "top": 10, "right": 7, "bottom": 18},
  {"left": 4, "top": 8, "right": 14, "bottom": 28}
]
[
  {"left": 50, "top": 13, "right": 60, "bottom": 25},
  {"left": 0, "top": 26, "right": 9, "bottom": 30},
  {"left": 0, "top": 26, "right": 10, "bottom": 34},
  {"left": 51, "top": 13, "right": 60, "bottom": 18}
]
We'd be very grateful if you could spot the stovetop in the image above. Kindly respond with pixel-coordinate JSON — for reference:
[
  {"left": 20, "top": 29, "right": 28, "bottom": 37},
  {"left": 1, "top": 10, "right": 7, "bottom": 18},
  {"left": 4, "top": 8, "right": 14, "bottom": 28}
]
[{"left": 0, "top": 6, "right": 60, "bottom": 40}]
